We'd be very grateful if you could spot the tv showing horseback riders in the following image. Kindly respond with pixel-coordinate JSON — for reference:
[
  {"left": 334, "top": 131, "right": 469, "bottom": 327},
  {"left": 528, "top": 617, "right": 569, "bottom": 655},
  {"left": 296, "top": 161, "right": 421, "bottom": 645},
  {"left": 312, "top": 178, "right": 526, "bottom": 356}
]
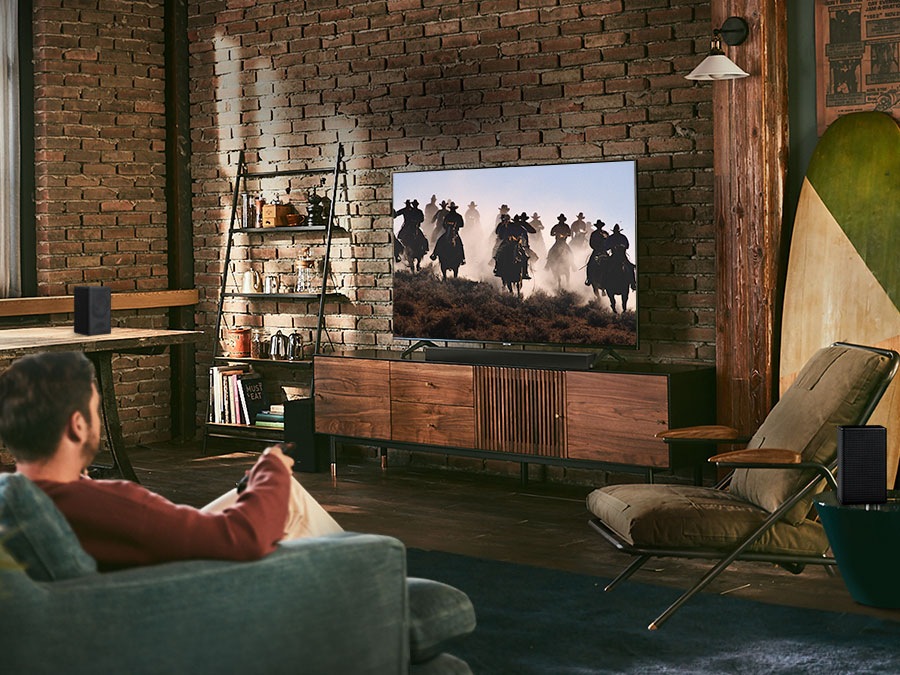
[{"left": 392, "top": 160, "right": 637, "bottom": 348}]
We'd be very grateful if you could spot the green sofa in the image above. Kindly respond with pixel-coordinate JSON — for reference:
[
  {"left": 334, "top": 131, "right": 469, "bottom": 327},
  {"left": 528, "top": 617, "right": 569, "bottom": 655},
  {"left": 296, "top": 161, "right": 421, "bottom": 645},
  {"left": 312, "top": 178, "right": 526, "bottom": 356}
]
[{"left": 0, "top": 473, "right": 475, "bottom": 674}]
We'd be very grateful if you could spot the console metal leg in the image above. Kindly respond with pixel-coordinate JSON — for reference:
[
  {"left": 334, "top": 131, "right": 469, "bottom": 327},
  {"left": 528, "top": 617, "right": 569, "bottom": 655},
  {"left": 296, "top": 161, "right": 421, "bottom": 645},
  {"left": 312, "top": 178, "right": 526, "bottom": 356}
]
[
  {"left": 329, "top": 436, "right": 337, "bottom": 479},
  {"left": 380, "top": 446, "right": 387, "bottom": 470}
]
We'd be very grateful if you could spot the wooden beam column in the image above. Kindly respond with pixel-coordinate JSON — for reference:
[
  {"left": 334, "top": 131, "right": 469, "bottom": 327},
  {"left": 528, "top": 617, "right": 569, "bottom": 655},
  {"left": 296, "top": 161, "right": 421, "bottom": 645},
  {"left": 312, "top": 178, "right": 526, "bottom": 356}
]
[
  {"left": 165, "top": 0, "right": 197, "bottom": 441},
  {"left": 712, "top": 2, "right": 789, "bottom": 433}
]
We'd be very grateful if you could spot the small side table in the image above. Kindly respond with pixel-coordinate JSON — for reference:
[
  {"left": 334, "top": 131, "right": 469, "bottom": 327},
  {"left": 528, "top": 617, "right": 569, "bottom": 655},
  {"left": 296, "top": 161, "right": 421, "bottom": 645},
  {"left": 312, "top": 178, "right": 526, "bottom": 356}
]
[{"left": 815, "top": 490, "right": 900, "bottom": 609}]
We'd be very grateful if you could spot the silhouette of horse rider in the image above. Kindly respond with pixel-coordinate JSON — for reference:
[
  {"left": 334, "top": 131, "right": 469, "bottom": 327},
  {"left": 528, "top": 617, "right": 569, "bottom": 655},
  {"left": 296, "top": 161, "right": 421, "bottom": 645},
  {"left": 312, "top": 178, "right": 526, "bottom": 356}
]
[
  {"left": 430, "top": 201, "right": 466, "bottom": 279},
  {"left": 493, "top": 213, "right": 532, "bottom": 296},
  {"left": 585, "top": 219, "right": 609, "bottom": 287},
  {"left": 571, "top": 212, "right": 589, "bottom": 250},
  {"left": 606, "top": 223, "right": 629, "bottom": 254},
  {"left": 430, "top": 200, "right": 450, "bottom": 247},
  {"left": 393, "top": 198, "right": 429, "bottom": 272},
  {"left": 545, "top": 214, "right": 575, "bottom": 290},
  {"left": 493, "top": 212, "right": 535, "bottom": 280},
  {"left": 595, "top": 223, "right": 636, "bottom": 313}
]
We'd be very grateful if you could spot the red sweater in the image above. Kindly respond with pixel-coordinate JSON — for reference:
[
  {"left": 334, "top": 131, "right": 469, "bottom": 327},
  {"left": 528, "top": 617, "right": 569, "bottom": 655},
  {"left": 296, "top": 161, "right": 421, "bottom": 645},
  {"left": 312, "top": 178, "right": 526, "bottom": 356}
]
[{"left": 36, "top": 453, "right": 290, "bottom": 570}]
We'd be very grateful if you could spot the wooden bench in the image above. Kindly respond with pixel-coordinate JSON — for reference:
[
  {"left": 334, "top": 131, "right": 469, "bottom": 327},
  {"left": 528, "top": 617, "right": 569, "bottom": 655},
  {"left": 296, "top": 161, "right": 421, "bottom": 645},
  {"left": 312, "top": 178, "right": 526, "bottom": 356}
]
[{"left": 0, "top": 289, "right": 198, "bottom": 317}]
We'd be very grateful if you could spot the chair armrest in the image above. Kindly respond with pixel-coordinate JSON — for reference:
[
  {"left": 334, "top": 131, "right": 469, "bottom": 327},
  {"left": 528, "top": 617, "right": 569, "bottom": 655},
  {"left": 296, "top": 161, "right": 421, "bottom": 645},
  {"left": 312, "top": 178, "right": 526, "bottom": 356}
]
[
  {"left": 656, "top": 425, "right": 752, "bottom": 444},
  {"left": 708, "top": 448, "right": 802, "bottom": 465},
  {"left": 708, "top": 448, "right": 838, "bottom": 491}
]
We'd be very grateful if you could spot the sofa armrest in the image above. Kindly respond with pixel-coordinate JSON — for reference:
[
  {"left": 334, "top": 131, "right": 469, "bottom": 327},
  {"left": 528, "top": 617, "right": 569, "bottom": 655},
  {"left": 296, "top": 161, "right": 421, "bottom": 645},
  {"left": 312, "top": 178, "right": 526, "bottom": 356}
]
[{"left": 1, "top": 532, "right": 410, "bottom": 675}]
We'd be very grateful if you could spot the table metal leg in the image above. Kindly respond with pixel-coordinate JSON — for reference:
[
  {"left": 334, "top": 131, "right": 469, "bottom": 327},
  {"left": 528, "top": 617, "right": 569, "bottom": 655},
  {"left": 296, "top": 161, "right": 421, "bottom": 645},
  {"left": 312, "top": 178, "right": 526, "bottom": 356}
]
[{"left": 87, "top": 353, "right": 139, "bottom": 482}]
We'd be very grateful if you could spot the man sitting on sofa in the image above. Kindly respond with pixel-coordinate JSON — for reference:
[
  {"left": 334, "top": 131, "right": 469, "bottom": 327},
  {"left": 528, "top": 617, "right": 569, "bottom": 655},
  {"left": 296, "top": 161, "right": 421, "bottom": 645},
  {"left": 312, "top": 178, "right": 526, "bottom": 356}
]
[{"left": 0, "top": 350, "right": 343, "bottom": 570}]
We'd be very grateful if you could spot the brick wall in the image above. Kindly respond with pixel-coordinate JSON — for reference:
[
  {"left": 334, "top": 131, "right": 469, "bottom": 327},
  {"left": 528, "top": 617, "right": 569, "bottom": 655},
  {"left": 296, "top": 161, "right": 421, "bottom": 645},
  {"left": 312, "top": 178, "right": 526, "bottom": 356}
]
[
  {"left": 24, "top": 0, "right": 173, "bottom": 444},
  {"left": 15, "top": 0, "right": 715, "bottom": 467},
  {"left": 189, "top": 0, "right": 716, "bottom": 391}
]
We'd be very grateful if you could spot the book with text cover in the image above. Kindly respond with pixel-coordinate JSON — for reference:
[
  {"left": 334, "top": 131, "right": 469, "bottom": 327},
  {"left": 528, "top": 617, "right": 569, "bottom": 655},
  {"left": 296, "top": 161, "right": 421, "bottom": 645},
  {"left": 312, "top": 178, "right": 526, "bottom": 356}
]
[{"left": 238, "top": 373, "right": 268, "bottom": 425}]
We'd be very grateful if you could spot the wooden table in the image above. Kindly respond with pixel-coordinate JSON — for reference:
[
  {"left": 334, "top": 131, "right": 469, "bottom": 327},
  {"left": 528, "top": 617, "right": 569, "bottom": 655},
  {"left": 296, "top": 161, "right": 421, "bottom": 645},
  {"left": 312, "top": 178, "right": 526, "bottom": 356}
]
[{"left": 0, "top": 326, "right": 203, "bottom": 481}]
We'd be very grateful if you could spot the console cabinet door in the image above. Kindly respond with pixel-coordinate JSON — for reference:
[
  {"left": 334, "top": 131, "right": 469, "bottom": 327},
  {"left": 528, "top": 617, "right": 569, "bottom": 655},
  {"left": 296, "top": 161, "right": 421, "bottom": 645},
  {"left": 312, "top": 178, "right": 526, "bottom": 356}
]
[
  {"left": 391, "top": 362, "right": 475, "bottom": 447},
  {"left": 314, "top": 357, "right": 391, "bottom": 439},
  {"left": 566, "top": 371, "right": 669, "bottom": 467}
]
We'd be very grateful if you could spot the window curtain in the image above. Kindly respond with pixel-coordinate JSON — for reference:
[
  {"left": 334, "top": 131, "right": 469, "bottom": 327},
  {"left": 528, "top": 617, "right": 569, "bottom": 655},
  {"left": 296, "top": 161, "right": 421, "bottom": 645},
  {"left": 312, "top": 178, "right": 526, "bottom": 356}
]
[{"left": 0, "top": 1, "right": 20, "bottom": 298}]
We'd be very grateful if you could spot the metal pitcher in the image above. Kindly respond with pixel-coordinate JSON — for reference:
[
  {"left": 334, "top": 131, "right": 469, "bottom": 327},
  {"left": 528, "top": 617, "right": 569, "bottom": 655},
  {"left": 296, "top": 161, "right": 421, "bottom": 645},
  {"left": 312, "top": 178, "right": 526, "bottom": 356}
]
[
  {"left": 288, "top": 331, "right": 304, "bottom": 361},
  {"left": 269, "top": 330, "right": 289, "bottom": 360},
  {"left": 263, "top": 274, "right": 279, "bottom": 294}
]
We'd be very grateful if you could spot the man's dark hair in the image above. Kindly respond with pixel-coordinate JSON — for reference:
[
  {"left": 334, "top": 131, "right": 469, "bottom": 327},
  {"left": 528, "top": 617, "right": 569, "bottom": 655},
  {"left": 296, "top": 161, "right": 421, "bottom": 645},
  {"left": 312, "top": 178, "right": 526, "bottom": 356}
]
[{"left": 0, "top": 351, "right": 97, "bottom": 462}]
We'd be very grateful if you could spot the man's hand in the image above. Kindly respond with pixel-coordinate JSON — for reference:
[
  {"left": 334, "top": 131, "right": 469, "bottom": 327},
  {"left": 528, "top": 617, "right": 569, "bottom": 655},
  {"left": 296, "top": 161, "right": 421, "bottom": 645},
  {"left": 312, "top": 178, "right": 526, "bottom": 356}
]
[{"left": 263, "top": 444, "right": 295, "bottom": 472}]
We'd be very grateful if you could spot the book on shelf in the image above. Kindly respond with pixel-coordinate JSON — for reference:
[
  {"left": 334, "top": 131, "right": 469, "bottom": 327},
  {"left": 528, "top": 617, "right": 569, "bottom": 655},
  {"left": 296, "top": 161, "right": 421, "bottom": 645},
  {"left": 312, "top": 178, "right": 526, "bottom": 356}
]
[
  {"left": 254, "top": 409, "right": 284, "bottom": 429},
  {"left": 209, "top": 364, "right": 249, "bottom": 424},
  {"left": 209, "top": 364, "right": 262, "bottom": 425},
  {"left": 254, "top": 420, "right": 285, "bottom": 430},
  {"left": 237, "top": 373, "right": 268, "bottom": 425}
]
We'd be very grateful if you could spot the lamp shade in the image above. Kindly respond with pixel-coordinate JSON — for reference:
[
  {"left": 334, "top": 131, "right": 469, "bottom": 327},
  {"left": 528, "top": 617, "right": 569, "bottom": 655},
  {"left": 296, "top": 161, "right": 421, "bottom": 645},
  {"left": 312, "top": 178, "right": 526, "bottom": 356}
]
[{"left": 685, "top": 52, "right": 749, "bottom": 80}]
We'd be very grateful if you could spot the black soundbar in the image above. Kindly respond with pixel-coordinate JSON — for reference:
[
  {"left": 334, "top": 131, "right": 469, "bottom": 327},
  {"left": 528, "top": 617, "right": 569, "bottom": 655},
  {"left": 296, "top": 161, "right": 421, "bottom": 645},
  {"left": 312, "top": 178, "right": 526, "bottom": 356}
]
[{"left": 423, "top": 347, "right": 599, "bottom": 370}]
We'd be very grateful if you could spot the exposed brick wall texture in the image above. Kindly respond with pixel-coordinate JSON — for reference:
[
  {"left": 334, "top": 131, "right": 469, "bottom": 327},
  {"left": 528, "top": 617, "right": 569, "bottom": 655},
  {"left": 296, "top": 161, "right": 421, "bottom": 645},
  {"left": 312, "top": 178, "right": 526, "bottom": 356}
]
[
  {"left": 27, "top": 0, "right": 173, "bottom": 445},
  {"left": 25, "top": 0, "right": 717, "bottom": 454},
  {"left": 188, "top": 0, "right": 716, "bottom": 407}
]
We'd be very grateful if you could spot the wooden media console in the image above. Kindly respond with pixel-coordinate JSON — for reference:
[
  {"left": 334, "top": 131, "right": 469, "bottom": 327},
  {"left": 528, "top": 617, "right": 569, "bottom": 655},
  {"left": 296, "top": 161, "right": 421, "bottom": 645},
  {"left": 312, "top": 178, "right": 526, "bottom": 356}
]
[{"left": 313, "top": 351, "right": 717, "bottom": 481}]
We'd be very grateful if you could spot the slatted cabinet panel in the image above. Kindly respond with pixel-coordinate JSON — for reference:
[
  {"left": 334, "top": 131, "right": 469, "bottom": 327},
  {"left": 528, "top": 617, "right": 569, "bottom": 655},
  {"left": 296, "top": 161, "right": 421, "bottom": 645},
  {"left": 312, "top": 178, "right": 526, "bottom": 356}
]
[{"left": 474, "top": 366, "right": 566, "bottom": 457}]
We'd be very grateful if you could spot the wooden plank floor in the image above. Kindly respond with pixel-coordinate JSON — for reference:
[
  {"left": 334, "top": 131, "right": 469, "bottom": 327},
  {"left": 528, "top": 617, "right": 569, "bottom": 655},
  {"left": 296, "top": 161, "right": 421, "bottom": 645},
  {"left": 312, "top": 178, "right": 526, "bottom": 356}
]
[{"left": 126, "top": 441, "right": 900, "bottom": 623}]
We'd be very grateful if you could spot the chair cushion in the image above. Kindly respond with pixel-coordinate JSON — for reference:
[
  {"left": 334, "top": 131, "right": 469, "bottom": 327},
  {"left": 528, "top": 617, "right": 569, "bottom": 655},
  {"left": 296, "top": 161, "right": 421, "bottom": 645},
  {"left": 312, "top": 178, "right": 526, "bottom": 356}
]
[
  {"left": 407, "top": 577, "right": 476, "bottom": 663},
  {"left": 730, "top": 344, "right": 892, "bottom": 522},
  {"left": 0, "top": 472, "right": 98, "bottom": 581},
  {"left": 587, "top": 483, "right": 829, "bottom": 556}
]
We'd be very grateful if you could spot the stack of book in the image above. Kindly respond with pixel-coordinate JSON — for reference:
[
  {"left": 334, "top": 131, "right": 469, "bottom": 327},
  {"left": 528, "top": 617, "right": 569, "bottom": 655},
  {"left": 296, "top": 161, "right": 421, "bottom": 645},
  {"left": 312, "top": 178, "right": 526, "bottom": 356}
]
[
  {"left": 254, "top": 403, "right": 284, "bottom": 430},
  {"left": 209, "top": 365, "right": 268, "bottom": 426}
]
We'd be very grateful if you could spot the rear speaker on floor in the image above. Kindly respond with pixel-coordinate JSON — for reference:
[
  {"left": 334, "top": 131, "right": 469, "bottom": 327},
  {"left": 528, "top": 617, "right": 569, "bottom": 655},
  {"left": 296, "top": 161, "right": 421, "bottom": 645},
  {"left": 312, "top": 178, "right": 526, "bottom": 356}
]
[
  {"left": 284, "top": 398, "right": 328, "bottom": 473},
  {"left": 837, "top": 425, "right": 887, "bottom": 505},
  {"left": 74, "top": 285, "right": 111, "bottom": 335}
]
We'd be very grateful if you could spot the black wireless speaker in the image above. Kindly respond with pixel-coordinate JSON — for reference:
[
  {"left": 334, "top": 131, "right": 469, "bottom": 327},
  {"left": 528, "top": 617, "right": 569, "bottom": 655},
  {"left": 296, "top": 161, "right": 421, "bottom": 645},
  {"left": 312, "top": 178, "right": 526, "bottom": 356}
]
[
  {"left": 74, "top": 285, "right": 111, "bottom": 335},
  {"left": 283, "top": 398, "right": 327, "bottom": 473},
  {"left": 837, "top": 425, "right": 887, "bottom": 505}
]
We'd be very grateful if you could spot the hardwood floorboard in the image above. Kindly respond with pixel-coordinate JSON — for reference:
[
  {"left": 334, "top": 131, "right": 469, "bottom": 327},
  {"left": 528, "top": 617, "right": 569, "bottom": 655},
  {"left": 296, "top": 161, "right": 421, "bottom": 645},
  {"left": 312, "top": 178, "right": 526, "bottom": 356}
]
[{"left": 124, "top": 441, "right": 900, "bottom": 623}]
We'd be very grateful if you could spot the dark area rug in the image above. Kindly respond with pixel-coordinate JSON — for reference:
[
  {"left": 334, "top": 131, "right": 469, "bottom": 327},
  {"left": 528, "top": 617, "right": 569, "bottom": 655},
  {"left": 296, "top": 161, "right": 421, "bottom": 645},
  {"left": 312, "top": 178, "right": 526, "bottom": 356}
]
[{"left": 407, "top": 549, "right": 900, "bottom": 674}]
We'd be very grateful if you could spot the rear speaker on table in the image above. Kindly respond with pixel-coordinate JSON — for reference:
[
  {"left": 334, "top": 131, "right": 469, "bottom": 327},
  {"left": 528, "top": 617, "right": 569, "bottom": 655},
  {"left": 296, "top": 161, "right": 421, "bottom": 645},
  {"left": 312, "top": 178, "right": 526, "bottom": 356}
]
[
  {"left": 74, "top": 285, "right": 111, "bottom": 335},
  {"left": 837, "top": 425, "right": 887, "bottom": 505}
]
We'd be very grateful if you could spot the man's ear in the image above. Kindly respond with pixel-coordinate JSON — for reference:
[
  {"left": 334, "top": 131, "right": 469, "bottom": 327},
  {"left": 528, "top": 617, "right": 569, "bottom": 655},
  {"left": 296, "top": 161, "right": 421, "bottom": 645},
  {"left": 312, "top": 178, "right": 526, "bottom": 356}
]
[{"left": 65, "top": 408, "right": 88, "bottom": 444}]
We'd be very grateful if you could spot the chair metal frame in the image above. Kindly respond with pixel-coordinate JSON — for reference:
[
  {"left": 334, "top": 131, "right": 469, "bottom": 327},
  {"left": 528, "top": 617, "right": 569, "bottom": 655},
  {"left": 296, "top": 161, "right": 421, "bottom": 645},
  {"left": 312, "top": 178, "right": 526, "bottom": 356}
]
[{"left": 590, "top": 342, "right": 900, "bottom": 630}]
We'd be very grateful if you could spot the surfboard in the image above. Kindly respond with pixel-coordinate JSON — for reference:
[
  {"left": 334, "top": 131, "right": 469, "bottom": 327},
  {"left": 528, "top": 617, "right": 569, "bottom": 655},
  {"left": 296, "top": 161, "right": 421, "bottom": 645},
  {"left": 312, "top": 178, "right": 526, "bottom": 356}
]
[{"left": 780, "top": 111, "right": 900, "bottom": 486}]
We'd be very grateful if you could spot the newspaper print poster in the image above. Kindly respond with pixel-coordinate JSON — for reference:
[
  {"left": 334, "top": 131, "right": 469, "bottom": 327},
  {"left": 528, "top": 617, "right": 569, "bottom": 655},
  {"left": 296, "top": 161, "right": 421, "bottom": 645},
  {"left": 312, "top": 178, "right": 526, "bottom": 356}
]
[{"left": 815, "top": 0, "right": 900, "bottom": 135}]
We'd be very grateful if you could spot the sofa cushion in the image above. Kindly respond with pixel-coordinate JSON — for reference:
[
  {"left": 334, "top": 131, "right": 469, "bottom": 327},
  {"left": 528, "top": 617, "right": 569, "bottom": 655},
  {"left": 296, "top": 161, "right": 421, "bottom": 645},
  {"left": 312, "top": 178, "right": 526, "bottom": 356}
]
[
  {"left": 407, "top": 577, "right": 476, "bottom": 663},
  {"left": 0, "top": 473, "right": 97, "bottom": 581}
]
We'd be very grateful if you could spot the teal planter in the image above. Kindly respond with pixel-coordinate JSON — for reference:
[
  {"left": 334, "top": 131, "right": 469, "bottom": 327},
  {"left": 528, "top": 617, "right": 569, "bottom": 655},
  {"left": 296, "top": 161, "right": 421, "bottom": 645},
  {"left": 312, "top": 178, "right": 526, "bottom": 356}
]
[{"left": 815, "top": 490, "right": 900, "bottom": 608}]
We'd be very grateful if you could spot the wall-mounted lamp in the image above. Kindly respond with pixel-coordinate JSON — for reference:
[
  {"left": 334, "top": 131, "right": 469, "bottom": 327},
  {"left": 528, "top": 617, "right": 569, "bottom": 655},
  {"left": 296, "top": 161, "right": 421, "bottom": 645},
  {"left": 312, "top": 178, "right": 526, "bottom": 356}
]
[{"left": 685, "top": 17, "right": 749, "bottom": 81}]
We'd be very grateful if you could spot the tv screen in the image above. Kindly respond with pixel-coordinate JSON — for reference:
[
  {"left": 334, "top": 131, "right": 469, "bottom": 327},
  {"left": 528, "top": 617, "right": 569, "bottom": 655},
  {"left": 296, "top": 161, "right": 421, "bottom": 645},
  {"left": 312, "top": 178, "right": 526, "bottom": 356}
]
[{"left": 392, "top": 159, "right": 638, "bottom": 350}]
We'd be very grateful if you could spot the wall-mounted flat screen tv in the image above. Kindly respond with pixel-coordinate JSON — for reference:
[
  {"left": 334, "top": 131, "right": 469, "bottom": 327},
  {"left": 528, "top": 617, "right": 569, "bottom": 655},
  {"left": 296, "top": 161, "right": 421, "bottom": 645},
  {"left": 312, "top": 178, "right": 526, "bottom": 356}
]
[{"left": 392, "top": 159, "right": 638, "bottom": 350}]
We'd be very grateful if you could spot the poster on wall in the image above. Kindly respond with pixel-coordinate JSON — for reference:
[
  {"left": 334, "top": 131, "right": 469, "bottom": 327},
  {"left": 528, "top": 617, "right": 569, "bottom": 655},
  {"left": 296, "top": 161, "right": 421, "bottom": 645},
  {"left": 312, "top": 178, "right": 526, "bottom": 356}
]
[{"left": 815, "top": 0, "right": 900, "bottom": 135}]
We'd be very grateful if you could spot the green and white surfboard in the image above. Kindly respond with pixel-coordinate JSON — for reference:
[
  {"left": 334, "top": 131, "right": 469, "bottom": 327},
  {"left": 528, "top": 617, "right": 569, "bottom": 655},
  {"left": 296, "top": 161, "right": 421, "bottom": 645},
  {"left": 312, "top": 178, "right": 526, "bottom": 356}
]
[{"left": 780, "top": 111, "right": 900, "bottom": 485}]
